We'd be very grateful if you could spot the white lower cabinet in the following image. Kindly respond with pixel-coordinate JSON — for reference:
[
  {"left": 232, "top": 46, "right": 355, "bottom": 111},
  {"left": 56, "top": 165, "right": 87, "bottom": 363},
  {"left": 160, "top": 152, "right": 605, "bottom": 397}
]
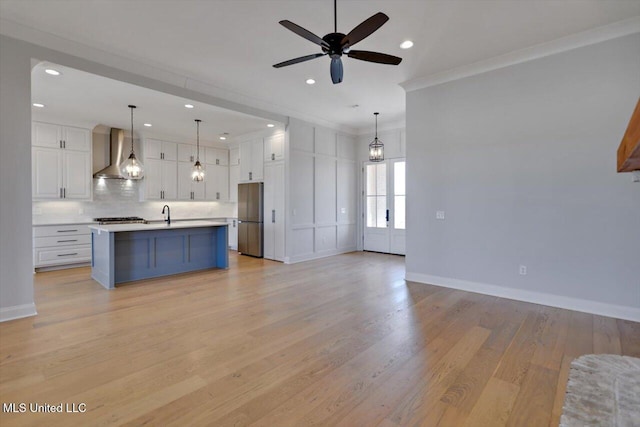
[
  {"left": 227, "top": 218, "right": 238, "bottom": 250},
  {"left": 33, "top": 224, "right": 92, "bottom": 268},
  {"left": 263, "top": 162, "right": 285, "bottom": 261}
]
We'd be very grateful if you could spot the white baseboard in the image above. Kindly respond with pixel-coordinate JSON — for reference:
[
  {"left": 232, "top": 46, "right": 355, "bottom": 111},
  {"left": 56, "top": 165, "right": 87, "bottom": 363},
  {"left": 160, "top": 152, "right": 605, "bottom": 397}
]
[
  {"left": 285, "top": 247, "right": 357, "bottom": 264},
  {"left": 0, "top": 303, "right": 37, "bottom": 323},
  {"left": 405, "top": 272, "right": 640, "bottom": 322}
]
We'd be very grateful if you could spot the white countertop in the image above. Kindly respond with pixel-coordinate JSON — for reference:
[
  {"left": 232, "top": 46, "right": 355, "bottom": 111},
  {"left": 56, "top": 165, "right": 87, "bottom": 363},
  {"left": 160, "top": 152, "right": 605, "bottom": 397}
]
[{"left": 89, "top": 220, "right": 228, "bottom": 233}]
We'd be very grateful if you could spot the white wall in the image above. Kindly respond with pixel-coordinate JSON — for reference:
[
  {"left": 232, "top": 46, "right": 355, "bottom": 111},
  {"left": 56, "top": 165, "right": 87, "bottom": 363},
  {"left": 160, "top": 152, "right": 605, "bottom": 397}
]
[
  {"left": 405, "top": 33, "right": 640, "bottom": 321},
  {"left": 0, "top": 36, "right": 36, "bottom": 321},
  {"left": 286, "top": 118, "right": 357, "bottom": 263}
]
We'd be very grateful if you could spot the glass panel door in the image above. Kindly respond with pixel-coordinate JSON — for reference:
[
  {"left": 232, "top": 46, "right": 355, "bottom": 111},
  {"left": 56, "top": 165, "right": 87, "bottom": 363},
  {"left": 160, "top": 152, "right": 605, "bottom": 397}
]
[{"left": 363, "top": 159, "right": 406, "bottom": 255}]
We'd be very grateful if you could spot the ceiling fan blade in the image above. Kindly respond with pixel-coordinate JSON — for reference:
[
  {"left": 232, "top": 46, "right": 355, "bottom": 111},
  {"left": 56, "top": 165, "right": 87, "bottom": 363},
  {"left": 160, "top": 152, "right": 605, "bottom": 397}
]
[
  {"left": 330, "top": 57, "right": 343, "bottom": 84},
  {"left": 279, "top": 20, "right": 329, "bottom": 48},
  {"left": 347, "top": 50, "right": 402, "bottom": 65},
  {"left": 273, "top": 53, "right": 326, "bottom": 68},
  {"left": 341, "top": 12, "right": 389, "bottom": 47}
]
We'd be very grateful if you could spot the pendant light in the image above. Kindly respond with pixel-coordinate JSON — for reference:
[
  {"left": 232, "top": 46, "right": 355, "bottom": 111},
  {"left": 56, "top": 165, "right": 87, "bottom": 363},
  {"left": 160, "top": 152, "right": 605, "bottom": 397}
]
[
  {"left": 119, "top": 105, "right": 145, "bottom": 179},
  {"left": 192, "top": 119, "right": 205, "bottom": 182},
  {"left": 369, "top": 112, "right": 384, "bottom": 162}
]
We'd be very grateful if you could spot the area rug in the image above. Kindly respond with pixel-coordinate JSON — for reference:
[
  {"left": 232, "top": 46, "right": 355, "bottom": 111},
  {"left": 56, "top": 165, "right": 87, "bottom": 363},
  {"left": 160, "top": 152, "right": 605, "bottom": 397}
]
[{"left": 560, "top": 354, "right": 640, "bottom": 427}]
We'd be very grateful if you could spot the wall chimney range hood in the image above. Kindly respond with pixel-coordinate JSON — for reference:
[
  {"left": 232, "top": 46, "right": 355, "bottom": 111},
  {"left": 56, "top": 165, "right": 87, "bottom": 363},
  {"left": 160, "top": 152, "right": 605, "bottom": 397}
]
[{"left": 94, "top": 128, "right": 137, "bottom": 179}]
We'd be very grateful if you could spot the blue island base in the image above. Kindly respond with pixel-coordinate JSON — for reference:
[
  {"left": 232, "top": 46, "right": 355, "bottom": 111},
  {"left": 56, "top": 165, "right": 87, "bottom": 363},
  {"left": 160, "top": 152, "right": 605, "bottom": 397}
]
[{"left": 91, "top": 225, "right": 228, "bottom": 289}]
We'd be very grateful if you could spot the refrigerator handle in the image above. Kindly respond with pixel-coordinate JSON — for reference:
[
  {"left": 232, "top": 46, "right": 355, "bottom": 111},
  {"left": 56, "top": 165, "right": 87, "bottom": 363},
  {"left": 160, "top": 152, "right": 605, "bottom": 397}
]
[{"left": 272, "top": 210, "right": 275, "bottom": 223}]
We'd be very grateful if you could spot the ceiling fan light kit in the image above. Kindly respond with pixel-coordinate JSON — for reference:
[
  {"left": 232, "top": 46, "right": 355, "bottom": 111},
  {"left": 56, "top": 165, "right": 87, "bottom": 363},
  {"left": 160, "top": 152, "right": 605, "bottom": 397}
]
[{"left": 274, "top": 0, "right": 402, "bottom": 84}]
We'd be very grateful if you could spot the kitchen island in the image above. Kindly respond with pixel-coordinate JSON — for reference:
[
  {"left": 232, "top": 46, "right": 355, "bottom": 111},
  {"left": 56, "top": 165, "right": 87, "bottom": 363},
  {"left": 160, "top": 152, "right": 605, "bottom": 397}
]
[{"left": 89, "top": 221, "right": 228, "bottom": 289}]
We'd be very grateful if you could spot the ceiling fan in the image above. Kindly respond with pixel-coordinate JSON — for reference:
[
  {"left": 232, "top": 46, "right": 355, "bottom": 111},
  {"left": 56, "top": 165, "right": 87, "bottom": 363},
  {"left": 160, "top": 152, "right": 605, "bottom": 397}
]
[{"left": 273, "top": 0, "right": 402, "bottom": 84}]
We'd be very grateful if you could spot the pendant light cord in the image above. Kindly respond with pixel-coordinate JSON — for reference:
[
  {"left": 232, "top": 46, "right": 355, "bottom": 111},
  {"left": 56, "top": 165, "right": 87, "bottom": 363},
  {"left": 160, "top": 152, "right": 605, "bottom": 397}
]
[
  {"left": 128, "top": 105, "right": 136, "bottom": 155},
  {"left": 374, "top": 112, "right": 379, "bottom": 140},
  {"left": 334, "top": 0, "right": 337, "bottom": 33},
  {"left": 195, "top": 119, "right": 201, "bottom": 161}
]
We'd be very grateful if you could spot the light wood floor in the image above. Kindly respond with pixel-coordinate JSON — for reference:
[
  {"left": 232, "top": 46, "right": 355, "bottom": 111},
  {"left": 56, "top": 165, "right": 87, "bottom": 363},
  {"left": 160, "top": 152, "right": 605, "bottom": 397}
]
[{"left": 0, "top": 252, "right": 638, "bottom": 426}]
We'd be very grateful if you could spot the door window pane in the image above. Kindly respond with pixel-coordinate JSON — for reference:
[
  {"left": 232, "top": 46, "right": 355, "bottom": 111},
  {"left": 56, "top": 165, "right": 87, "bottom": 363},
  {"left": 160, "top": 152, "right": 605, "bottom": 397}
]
[
  {"left": 394, "top": 196, "right": 405, "bottom": 229},
  {"left": 394, "top": 162, "right": 405, "bottom": 195},
  {"left": 376, "top": 196, "right": 387, "bottom": 228},
  {"left": 366, "top": 163, "right": 388, "bottom": 229},
  {"left": 393, "top": 161, "right": 406, "bottom": 229},
  {"left": 367, "top": 197, "right": 376, "bottom": 227}
]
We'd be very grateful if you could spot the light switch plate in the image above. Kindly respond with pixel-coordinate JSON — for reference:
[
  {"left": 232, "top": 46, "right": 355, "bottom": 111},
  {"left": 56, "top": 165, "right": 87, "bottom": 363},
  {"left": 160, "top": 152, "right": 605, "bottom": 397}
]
[
  {"left": 341, "top": 208, "right": 346, "bottom": 214},
  {"left": 436, "top": 211, "right": 445, "bottom": 220}
]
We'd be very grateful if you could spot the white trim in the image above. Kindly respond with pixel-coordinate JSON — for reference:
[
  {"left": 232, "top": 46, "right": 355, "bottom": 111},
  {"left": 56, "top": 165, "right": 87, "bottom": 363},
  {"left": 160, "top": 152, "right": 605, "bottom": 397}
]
[
  {"left": 286, "top": 247, "right": 357, "bottom": 264},
  {"left": 401, "top": 17, "right": 640, "bottom": 93},
  {"left": 0, "top": 303, "right": 37, "bottom": 323},
  {"left": 405, "top": 272, "right": 640, "bottom": 322}
]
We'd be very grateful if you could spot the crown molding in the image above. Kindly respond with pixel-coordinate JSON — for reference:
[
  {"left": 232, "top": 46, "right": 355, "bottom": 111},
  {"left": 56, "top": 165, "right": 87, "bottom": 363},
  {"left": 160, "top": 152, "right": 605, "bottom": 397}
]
[{"left": 401, "top": 16, "right": 640, "bottom": 93}]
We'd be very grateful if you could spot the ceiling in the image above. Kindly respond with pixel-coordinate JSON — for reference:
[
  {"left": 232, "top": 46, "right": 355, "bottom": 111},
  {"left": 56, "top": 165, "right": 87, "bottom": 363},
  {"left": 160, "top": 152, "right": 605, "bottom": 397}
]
[
  {"left": 2, "top": 1, "right": 640, "bottom": 133},
  {"left": 30, "top": 62, "right": 279, "bottom": 144}
]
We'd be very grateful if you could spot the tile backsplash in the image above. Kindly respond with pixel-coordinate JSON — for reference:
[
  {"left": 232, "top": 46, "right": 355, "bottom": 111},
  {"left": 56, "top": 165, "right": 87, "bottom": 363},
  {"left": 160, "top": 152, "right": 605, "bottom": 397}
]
[{"left": 33, "top": 179, "right": 236, "bottom": 224}]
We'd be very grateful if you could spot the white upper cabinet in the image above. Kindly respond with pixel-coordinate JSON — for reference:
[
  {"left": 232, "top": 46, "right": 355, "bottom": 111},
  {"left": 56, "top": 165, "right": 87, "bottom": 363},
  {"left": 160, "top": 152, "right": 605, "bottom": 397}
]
[
  {"left": 32, "top": 122, "right": 91, "bottom": 151},
  {"left": 240, "top": 138, "right": 264, "bottom": 182},
  {"left": 204, "top": 147, "right": 230, "bottom": 201},
  {"left": 177, "top": 143, "right": 197, "bottom": 163},
  {"left": 205, "top": 147, "right": 228, "bottom": 166},
  {"left": 230, "top": 147, "right": 240, "bottom": 166},
  {"left": 177, "top": 161, "right": 206, "bottom": 200},
  {"left": 144, "top": 139, "right": 177, "bottom": 200},
  {"left": 264, "top": 133, "right": 285, "bottom": 162},
  {"left": 32, "top": 121, "right": 91, "bottom": 200},
  {"left": 146, "top": 139, "right": 177, "bottom": 161}
]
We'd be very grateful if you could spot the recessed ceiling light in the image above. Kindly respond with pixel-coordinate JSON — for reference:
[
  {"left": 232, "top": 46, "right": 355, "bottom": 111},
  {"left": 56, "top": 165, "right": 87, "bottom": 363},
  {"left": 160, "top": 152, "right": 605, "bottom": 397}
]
[
  {"left": 219, "top": 136, "right": 227, "bottom": 140},
  {"left": 143, "top": 123, "right": 152, "bottom": 127},
  {"left": 267, "top": 123, "right": 275, "bottom": 128},
  {"left": 45, "top": 68, "right": 61, "bottom": 76},
  {"left": 400, "top": 40, "right": 414, "bottom": 49},
  {"left": 185, "top": 104, "right": 194, "bottom": 109},
  {"left": 306, "top": 78, "right": 316, "bottom": 85},
  {"left": 32, "top": 103, "right": 45, "bottom": 108}
]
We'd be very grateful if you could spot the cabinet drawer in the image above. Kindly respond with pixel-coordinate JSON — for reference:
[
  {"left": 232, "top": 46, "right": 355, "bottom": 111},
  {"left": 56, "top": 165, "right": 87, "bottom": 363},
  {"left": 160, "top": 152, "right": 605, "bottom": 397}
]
[
  {"left": 34, "top": 224, "right": 91, "bottom": 237},
  {"left": 34, "top": 245, "right": 92, "bottom": 267},
  {"left": 34, "top": 234, "right": 91, "bottom": 248}
]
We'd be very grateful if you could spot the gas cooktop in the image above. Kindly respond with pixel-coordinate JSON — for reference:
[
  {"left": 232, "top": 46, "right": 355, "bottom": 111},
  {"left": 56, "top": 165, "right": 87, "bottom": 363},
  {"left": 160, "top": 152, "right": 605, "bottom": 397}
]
[{"left": 94, "top": 217, "right": 147, "bottom": 225}]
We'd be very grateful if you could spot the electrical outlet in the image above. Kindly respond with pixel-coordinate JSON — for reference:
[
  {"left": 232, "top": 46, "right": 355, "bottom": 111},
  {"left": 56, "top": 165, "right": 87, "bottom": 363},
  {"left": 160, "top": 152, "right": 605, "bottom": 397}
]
[
  {"left": 341, "top": 207, "right": 346, "bottom": 214},
  {"left": 519, "top": 265, "right": 527, "bottom": 275},
  {"left": 436, "top": 211, "right": 445, "bottom": 220}
]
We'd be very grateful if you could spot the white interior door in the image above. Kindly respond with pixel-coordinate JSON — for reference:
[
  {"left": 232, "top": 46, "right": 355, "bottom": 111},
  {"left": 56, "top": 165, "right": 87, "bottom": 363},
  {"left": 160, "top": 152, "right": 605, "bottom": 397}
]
[{"left": 363, "top": 159, "right": 406, "bottom": 255}]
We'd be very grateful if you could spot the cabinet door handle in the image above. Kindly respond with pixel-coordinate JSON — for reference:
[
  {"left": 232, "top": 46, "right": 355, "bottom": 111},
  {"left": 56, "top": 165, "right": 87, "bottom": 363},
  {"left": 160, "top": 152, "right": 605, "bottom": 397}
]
[
  {"left": 63, "top": 188, "right": 66, "bottom": 198},
  {"left": 271, "top": 153, "right": 275, "bottom": 161},
  {"left": 190, "top": 155, "right": 194, "bottom": 162},
  {"left": 63, "top": 140, "right": 66, "bottom": 149},
  {"left": 57, "top": 229, "right": 78, "bottom": 233},
  {"left": 272, "top": 210, "right": 275, "bottom": 223},
  {"left": 216, "top": 159, "right": 220, "bottom": 165},
  {"left": 60, "top": 140, "right": 63, "bottom": 148},
  {"left": 60, "top": 188, "right": 63, "bottom": 198},
  {"left": 233, "top": 220, "right": 236, "bottom": 227},
  {"left": 161, "top": 190, "right": 164, "bottom": 199},
  {"left": 249, "top": 172, "right": 252, "bottom": 181},
  {"left": 386, "top": 209, "right": 390, "bottom": 223},
  {"left": 57, "top": 239, "right": 78, "bottom": 243},
  {"left": 57, "top": 253, "right": 78, "bottom": 257},
  {"left": 216, "top": 192, "right": 220, "bottom": 200}
]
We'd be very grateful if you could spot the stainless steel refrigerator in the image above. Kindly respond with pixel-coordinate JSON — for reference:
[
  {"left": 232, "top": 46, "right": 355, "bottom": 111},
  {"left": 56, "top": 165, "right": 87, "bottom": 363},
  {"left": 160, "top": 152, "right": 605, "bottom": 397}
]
[{"left": 237, "top": 182, "right": 263, "bottom": 257}]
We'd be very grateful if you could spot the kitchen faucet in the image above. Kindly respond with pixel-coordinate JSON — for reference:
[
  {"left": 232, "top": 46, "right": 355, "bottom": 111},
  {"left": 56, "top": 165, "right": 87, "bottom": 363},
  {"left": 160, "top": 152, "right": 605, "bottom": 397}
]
[{"left": 162, "top": 205, "right": 171, "bottom": 225}]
